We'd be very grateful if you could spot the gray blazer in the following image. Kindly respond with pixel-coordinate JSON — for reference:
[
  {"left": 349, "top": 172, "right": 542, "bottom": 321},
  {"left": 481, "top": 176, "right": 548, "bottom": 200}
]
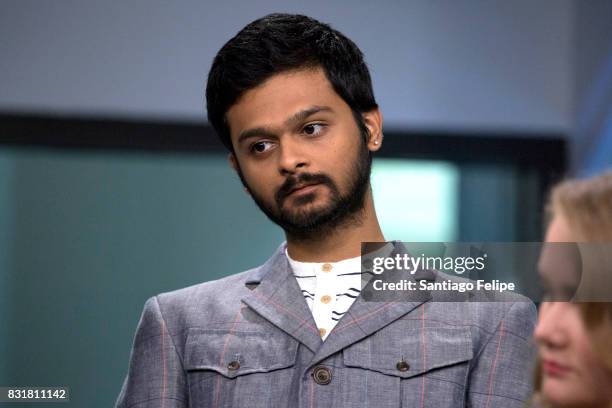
[{"left": 116, "top": 242, "right": 537, "bottom": 407}]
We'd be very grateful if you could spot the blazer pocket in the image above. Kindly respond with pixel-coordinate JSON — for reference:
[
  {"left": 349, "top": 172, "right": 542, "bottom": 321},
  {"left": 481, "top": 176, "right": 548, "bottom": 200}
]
[
  {"left": 184, "top": 327, "right": 299, "bottom": 378},
  {"left": 343, "top": 326, "right": 473, "bottom": 379},
  {"left": 184, "top": 328, "right": 299, "bottom": 407}
]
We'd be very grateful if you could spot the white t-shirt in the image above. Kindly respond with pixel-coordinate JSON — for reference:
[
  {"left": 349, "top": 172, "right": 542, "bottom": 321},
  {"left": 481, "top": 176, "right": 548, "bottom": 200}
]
[{"left": 285, "top": 243, "right": 392, "bottom": 341}]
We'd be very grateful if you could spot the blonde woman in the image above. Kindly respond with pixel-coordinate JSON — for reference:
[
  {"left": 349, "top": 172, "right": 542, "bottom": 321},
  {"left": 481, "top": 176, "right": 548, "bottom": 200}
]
[{"left": 534, "top": 171, "right": 612, "bottom": 408}]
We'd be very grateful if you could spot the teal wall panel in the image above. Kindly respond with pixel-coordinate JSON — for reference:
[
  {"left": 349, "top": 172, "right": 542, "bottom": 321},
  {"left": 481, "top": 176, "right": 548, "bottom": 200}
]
[
  {"left": 1, "top": 148, "right": 283, "bottom": 407},
  {"left": 0, "top": 150, "right": 15, "bottom": 384}
]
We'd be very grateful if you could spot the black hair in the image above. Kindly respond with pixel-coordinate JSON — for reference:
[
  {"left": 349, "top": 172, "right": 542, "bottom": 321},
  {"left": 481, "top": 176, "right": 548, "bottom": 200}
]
[{"left": 206, "top": 13, "right": 378, "bottom": 152}]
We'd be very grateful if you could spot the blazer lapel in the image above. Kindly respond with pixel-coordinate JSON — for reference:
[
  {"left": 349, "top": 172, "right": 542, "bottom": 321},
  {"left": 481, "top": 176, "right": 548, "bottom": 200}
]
[
  {"left": 240, "top": 243, "right": 323, "bottom": 353},
  {"left": 307, "top": 241, "right": 435, "bottom": 368}
]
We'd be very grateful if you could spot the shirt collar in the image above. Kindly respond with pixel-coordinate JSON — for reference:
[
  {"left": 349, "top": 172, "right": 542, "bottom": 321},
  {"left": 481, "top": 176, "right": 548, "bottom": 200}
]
[{"left": 285, "top": 242, "right": 394, "bottom": 276}]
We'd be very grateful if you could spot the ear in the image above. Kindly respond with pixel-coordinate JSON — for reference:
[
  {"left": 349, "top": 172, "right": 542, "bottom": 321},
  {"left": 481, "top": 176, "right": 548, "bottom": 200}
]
[
  {"left": 228, "top": 152, "right": 251, "bottom": 195},
  {"left": 362, "top": 108, "right": 383, "bottom": 152}
]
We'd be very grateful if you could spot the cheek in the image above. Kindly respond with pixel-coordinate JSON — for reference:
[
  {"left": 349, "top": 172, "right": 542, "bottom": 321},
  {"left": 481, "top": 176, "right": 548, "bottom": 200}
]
[
  {"left": 572, "top": 320, "right": 601, "bottom": 374},
  {"left": 574, "top": 341, "right": 612, "bottom": 399},
  {"left": 249, "top": 179, "right": 276, "bottom": 201},
  {"left": 240, "top": 164, "right": 276, "bottom": 195},
  {"left": 334, "top": 137, "right": 366, "bottom": 180},
  {"left": 546, "top": 332, "right": 612, "bottom": 405},
  {"left": 538, "top": 305, "right": 612, "bottom": 405}
]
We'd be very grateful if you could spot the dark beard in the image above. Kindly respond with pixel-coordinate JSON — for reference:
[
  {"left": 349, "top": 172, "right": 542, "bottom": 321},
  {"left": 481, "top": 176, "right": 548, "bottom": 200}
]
[{"left": 236, "top": 141, "right": 372, "bottom": 241}]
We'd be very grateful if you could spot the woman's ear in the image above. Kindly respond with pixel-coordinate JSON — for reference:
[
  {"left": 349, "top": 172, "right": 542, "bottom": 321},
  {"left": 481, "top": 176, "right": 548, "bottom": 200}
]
[{"left": 362, "top": 108, "right": 383, "bottom": 152}]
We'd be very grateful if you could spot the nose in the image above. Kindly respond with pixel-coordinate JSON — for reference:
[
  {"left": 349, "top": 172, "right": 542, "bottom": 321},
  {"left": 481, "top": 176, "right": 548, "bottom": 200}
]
[
  {"left": 534, "top": 302, "right": 567, "bottom": 349},
  {"left": 277, "top": 137, "right": 308, "bottom": 175}
]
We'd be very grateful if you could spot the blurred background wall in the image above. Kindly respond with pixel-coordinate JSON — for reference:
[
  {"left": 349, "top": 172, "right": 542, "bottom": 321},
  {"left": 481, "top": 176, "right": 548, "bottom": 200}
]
[
  {"left": 573, "top": 0, "right": 612, "bottom": 173},
  {"left": 0, "top": 1, "right": 610, "bottom": 407},
  {"left": 1, "top": 1, "right": 574, "bottom": 130}
]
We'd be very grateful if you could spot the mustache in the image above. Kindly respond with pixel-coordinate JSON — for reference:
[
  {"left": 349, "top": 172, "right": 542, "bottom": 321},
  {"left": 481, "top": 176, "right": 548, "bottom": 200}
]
[{"left": 275, "top": 173, "right": 335, "bottom": 203}]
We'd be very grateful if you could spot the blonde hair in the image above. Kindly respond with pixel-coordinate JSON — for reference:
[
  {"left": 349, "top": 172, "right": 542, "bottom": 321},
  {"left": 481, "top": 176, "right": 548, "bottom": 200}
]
[
  {"left": 547, "top": 171, "right": 612, "bottom": 241},
  {"left": 535, "top": 170, "right": 612, "bottom": 408}
]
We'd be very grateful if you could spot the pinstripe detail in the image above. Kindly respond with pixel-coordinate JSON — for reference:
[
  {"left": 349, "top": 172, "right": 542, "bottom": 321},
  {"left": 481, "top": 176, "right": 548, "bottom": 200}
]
[
  {"left": 213, "top": 309, "right": 242, "bottom": 408},
  {"left": 161, "top": 319, "right": 167, "bottom": 408},
  {"left": 251, "top": 289, "right": 319, "bottom": 334},
  {"left": 420, "top": 305, "right": 426, "bottom": 408},
  {"left": 334, "top": 302, "right": 398, "bottom": 333},
  {"left": 309, "top": 371, "right": 315, "bottom": 408},
  {"left": 485, "top": 319, "right": 505, "bottom": 408}
]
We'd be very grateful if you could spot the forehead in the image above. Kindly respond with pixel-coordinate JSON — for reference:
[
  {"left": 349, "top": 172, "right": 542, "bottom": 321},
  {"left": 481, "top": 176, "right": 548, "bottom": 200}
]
[
  {"left": 226, "top": 68, "right": 349, "bottom": 140},
  {"left": 539, "top": 216, "right": 581, "bottom": 296}
]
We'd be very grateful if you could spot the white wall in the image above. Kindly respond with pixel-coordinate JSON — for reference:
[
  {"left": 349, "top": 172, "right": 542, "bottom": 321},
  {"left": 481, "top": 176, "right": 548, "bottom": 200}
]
[{"left": 0, "top": 0, "right": 572, "bottom": 133}]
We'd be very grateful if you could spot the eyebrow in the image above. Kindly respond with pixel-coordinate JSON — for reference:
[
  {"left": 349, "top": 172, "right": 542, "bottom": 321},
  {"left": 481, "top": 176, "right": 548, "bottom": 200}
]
[{"left": 236, "top": 105, "right": 333, "bottom": 145}]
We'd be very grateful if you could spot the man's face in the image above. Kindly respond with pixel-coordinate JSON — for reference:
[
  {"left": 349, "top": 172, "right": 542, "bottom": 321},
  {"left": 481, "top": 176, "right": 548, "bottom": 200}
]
[{"left": 225, "top": 67, "right": 381, "bottom": 238}]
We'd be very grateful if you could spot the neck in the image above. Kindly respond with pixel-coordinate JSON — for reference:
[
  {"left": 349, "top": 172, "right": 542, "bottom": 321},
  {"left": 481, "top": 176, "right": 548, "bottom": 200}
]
[{"left": 285, "top": 188, "right": 385, "bottom": 262}]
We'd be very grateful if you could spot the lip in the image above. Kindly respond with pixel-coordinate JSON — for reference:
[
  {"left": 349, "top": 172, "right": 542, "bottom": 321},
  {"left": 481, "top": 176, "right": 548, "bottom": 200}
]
[
  {"left": 288, "top": 182, "right": 321, "bottom": 196},
  {"left": 542, "top": 359, "right": 572, "bottom": 377}
]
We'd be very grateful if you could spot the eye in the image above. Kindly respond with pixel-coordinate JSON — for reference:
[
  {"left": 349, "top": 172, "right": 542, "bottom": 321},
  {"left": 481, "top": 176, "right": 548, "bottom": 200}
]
[
  {"left": 250, "top": 140, "right": 274, "bottom": 154},
  {"left": 302, "top": 123, "right": 325, "bottom": 136}
]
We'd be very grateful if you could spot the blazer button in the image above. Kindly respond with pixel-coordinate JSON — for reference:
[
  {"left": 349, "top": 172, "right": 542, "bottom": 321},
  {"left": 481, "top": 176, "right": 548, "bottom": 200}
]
[
  {"left": 396, "top": 360, "right": 410, "bottom": 372},
  {"left": 311, "top": 365, "right": 332, "bottom": 385},
  {"left": 227, "top": 360, "right": 240, "bottom": 371}
]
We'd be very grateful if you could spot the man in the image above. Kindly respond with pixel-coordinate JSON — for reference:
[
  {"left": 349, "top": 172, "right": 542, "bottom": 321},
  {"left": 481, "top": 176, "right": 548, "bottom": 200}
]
[{"left": 116, "top": 13, "right": 536, "bottom": 407}]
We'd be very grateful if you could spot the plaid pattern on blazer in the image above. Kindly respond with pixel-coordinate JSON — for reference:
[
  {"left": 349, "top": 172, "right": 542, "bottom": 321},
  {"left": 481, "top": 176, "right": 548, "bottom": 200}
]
[{"left": 116, "top": 241, "right": 536, "bottom": 408}]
